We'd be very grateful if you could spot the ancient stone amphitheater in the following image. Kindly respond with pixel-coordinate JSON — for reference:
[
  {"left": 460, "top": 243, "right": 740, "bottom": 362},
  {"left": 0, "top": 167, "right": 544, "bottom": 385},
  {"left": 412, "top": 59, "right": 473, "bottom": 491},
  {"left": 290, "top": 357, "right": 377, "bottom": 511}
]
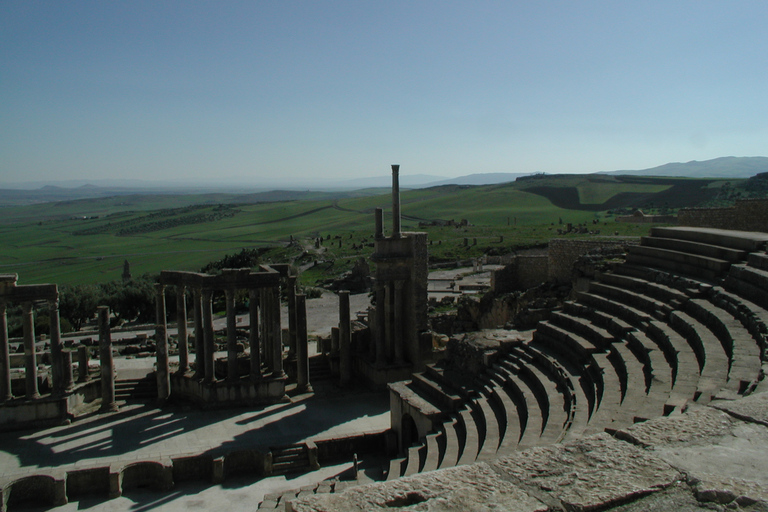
[{"left": 289, "top": 226, "right": 768, "bottom": 511}]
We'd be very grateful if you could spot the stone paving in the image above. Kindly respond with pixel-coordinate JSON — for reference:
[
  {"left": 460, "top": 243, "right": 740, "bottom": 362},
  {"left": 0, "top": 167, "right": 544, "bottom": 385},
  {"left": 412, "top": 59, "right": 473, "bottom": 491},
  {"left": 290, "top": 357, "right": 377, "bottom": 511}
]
[{"left": 0, "top": 384, "right": 389, "bottom": 511}]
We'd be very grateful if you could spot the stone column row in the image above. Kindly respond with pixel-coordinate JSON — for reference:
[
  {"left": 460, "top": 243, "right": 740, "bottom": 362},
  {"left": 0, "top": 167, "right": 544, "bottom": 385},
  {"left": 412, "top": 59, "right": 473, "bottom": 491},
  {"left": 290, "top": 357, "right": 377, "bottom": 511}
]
[
  {"left": 372, "top": 280, "right": 406, "bottom": 367},
  {"left": 156, "top": 282, "right": 287, "bottom": 392}
]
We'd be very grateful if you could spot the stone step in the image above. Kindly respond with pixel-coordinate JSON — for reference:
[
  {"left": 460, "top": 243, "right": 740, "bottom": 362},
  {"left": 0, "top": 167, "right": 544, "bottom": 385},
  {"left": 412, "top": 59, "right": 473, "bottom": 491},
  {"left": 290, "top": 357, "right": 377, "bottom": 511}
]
[
  {"left": 483, "top": 381, "right": 521, "bottom": 456},
  {"left": 115, "top": 377, "right": 157, "bottom": 401},
  {"left": 437, "top": 419, "right": 461, "bottom": 469},
  {"left": 626, "top": 247, "right": 727, "bottom": 282},
  {"left": 421, "top": 433, "right": 441, "bottom": 473},
  {"left": 668, "top": 311, "right": 729, "bottom": 402},
  {"left": 649, "top": 226, "right": 768, "bottom": 252},
  {"left": 510, "top": 345, "right": 572, "bottom": 443},
  {"left": 581, "top": 351, "right": 625, "bottom": 436},
  {"left": 523, "top": 342, "right": 591, "bottom": 443},
  {"left": 385, "top": 457, "right": 405, "bottom": 481},
  {"left": 596, "top": 271, "right": 690, "bottom": 307},
  {"left": 410, "top": 371, "right": 463, "bottom": 413},
  {"left": 549, "top": 310, "right": 615, "bottom": 346},
  {"left": 473, "top": 393, "right": 501, "bottom": 461},
  {"left": 492, "top": 364, "right": 543, "bottom": 450},
  {"left": 588, "top": 282, "right": 673, "bottom": 321},
  {"left": 747, "top": 252, "right": 768, "bottom": 271},
  {"left": 576, "top": 291, "right": 652, "bottom": 330},
  {"left": 640, "top": 235, "right": 747, "bottom": 262},
  {"left": 732, "top": 264, "right": 768, "bottom": 291},
  {"left": 402, "top": 444, "right": 424, "bottom": 477},
  {"left": 456, "top": 407, "right": 480, "bottom": 466},
  {"left": 709, "top": 286, "right": 768, "bottom": 356}
]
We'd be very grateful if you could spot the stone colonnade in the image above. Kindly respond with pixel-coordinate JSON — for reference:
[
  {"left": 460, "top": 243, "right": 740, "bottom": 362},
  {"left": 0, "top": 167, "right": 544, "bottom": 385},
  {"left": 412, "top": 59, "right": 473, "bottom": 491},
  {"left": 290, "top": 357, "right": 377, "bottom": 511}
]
[
  {"left": 371, "top": 278, "right": 407, "bottom": 366},
  {"left": 157, "top": 266, "right": 309, "bottom": 400},
  {"left": 0, "top": 274, "right": 74, "bottom": 402}
]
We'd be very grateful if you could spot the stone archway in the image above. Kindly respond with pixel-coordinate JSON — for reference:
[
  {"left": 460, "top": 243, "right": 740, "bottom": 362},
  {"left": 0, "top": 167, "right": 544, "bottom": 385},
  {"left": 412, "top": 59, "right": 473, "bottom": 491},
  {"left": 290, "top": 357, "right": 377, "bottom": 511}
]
[{"left": 400, "top": 413, "right": 419, "bottom": 452}]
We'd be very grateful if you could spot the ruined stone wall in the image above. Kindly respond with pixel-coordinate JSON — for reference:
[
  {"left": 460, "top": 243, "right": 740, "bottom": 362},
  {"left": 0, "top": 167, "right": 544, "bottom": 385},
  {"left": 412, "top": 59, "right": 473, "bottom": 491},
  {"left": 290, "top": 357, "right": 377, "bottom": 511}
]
[
  {"left": 678, "top": 198, "right": 768, "bottom": 231},
  {"left": 615, "top": 214, "right": 677, "bottom": 223},
  {"left": 547, "top": 238, "right": 639, "bottom": 283},
  {"left": 490, "top": 255, "right": 548, "bottom": 293}
]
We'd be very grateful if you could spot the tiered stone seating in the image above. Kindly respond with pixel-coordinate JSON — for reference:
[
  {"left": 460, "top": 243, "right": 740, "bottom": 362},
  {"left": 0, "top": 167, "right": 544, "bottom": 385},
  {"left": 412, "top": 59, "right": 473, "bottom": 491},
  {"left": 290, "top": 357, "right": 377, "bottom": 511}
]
[{"left": 385, "top": 226, "right": 767, "bottom": 484}]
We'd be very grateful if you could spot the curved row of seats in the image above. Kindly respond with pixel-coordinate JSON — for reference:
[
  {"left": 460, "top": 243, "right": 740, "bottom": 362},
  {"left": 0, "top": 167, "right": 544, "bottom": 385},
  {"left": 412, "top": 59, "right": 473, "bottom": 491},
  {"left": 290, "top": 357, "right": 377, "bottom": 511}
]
[{"left": 385, "top": 227, "right": 767, "bottom": 481}]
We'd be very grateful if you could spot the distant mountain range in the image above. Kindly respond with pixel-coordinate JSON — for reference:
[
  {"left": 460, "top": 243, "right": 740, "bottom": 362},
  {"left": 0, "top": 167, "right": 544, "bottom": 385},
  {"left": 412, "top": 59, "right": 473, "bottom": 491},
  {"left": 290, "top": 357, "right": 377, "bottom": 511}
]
[
  {"left": 599, "top": 156, "right": 768, "bottom": 178},
  {"left": 1, "top": 157, "right": 765, "bottom": 206}
]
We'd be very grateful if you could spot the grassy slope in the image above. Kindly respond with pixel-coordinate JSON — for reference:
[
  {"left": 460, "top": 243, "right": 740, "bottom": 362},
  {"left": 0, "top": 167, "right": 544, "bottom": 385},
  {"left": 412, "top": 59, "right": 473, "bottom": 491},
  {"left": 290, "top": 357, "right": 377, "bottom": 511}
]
[{"left": 2, "top": 175, "right": 708, "bottom": 286}]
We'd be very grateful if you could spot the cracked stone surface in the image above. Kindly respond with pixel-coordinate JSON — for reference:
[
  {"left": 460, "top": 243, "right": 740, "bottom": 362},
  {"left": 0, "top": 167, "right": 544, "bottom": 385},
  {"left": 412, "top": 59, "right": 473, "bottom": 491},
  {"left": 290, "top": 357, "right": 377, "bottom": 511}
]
[
  {"left": 290, "top": 393, "right": 768, "bottom": 511},
  {"left": 710, "top": 391, "right": 768, "bottom": 427},
  {"left": 617, "top": 401, "right": 768, "bottom": 507},
  {"left": 288, "top": 463, "right": 547, "bottom": 512},
  {"left": 490, "top": 433, "right": 682, "bottom": 511}
]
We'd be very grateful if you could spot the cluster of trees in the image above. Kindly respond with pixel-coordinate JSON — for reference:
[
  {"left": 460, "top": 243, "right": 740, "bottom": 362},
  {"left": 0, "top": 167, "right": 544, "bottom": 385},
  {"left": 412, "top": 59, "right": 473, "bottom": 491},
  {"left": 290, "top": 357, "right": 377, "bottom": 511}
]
[{"left": 59, "top": 275, "right": 157, "bottom": 331}]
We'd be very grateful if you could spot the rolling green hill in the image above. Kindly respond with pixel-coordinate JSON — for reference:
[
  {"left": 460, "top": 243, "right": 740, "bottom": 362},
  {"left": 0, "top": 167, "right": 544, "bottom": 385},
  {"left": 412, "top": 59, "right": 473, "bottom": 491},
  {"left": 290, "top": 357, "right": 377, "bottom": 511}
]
[{"left": 1, "top": 174, "right": 759, "bottom": 286}]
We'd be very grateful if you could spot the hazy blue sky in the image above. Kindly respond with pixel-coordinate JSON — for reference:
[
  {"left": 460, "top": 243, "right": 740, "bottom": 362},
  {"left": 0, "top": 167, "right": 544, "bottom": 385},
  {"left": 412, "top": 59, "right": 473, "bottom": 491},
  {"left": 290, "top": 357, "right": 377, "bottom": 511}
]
[{"left": 1, "top": 1, "right": 766, "bottom": 185}]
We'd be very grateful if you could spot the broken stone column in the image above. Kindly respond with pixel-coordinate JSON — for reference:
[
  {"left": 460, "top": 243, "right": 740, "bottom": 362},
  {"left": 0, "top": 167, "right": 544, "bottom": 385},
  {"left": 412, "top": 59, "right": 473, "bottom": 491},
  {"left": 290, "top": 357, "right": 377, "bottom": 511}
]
[
  {"left": 249, "top": 289, "right": 261, "bottom": 381},
  {"left": 176, "top": 285, "right": 189, "bottom": 374},
  {"left": 61, "top": 349, "right": 74, "bottom": 392},
  {"left": 77, "top": 345, "right": 90, "bottom": 383},
  {"left": 155, "top": 284, "right": 170, "bottom": 402},
  {"left": 225, "top": 288, "right": 238, "bottom": 383},
  {"left": 339, "top": 290, "right": 351, "bottom": 386},
  {"left": 331, "top": 327, "right": 340, "bottom": 357},
  {"left": 286, "top": 276, "right": 297, "bottom": 362},
  {"left": 296, "top": 294, "right": 311, "bottom": 392},
  {"left": 260, "top": 288, "right": 273, "bottom": 374},
  {"left": 269, "top": 286, "right": 284, "bottom": 378},
  {"left": 22, "top": 301, "right": 40, "bottom": 400},
  {"left": 202, "top": 289, "right": 215, "bottom": 383},
  {"left": 375, "top": 208, "right": 384, "bottom": 239},
  {"left": 193, "top": 288, "right": 204, "bottom": 379},
  {"left": 0, "top": 299, "right": 10, "bottom": 401},
  {"left": 98, "top": 306, "right": 117, "bottom": 412}
]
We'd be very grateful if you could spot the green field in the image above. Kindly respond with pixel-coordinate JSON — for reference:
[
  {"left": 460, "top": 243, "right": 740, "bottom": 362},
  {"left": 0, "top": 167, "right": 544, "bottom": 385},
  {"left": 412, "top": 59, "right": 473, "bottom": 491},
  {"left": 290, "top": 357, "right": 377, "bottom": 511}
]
[{"left": 2, "top": 174, "right": 738, "bottom": 287}]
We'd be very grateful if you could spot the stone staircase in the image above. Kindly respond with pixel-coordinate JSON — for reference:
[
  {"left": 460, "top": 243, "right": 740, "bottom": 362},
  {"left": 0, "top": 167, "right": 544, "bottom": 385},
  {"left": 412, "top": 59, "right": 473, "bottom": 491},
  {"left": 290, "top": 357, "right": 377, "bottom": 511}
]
[
  {"left": 115, "top": 375, "right": 158, "bottom": 403},
  {"left": 383, "top": 226, "right": 768, "bottom": 483}
]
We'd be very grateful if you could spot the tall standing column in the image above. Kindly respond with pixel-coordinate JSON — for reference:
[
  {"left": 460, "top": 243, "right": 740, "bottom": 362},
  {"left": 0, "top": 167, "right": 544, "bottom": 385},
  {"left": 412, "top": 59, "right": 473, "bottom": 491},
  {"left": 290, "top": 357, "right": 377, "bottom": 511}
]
[
  {"left": 248, "top": 289, "right": 261, "bottom": 381},
  {"left": 176, "top": 285, "right": 189, "bottom": 374},
  {"left": 202, "top": 289, "right": 215, "bottom": 383},
  {"left": 49, "top": 298, "right": 65, "bottom": 395},
  {"left": 155, "top": 284, "right": 170, "bottom": 402},
  {"left": 270, "top": 286, "right": 284, "bottom": 378},
  {"left": 22, "top": 301, "right": 40, "bottom": 400},
  {"left": 193, "top": 288, "right": 204, "bottom": 379},
  {"left": 393, "top": 280, "right": 404, "bottom": 364},
  {"left": 0, "top": 299, "right": 11, "bottom": 401},
  {"left": 391, "top": 164, "right": 402, "bottom": 238},
  {"left": 286, "top": 277, "right": 297, "bottom": 362},
  {"left": 296, "top": 294, "right": 311, "bottom": 392},
  {"left": 339, "top": 290, "right": 351, "bottom": 386},
  {"left": 225, "top": 288, "right": 238, "bottom": 383},
  {"left": 98, "top": 306, "right": 118, "bottom": 412}
]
